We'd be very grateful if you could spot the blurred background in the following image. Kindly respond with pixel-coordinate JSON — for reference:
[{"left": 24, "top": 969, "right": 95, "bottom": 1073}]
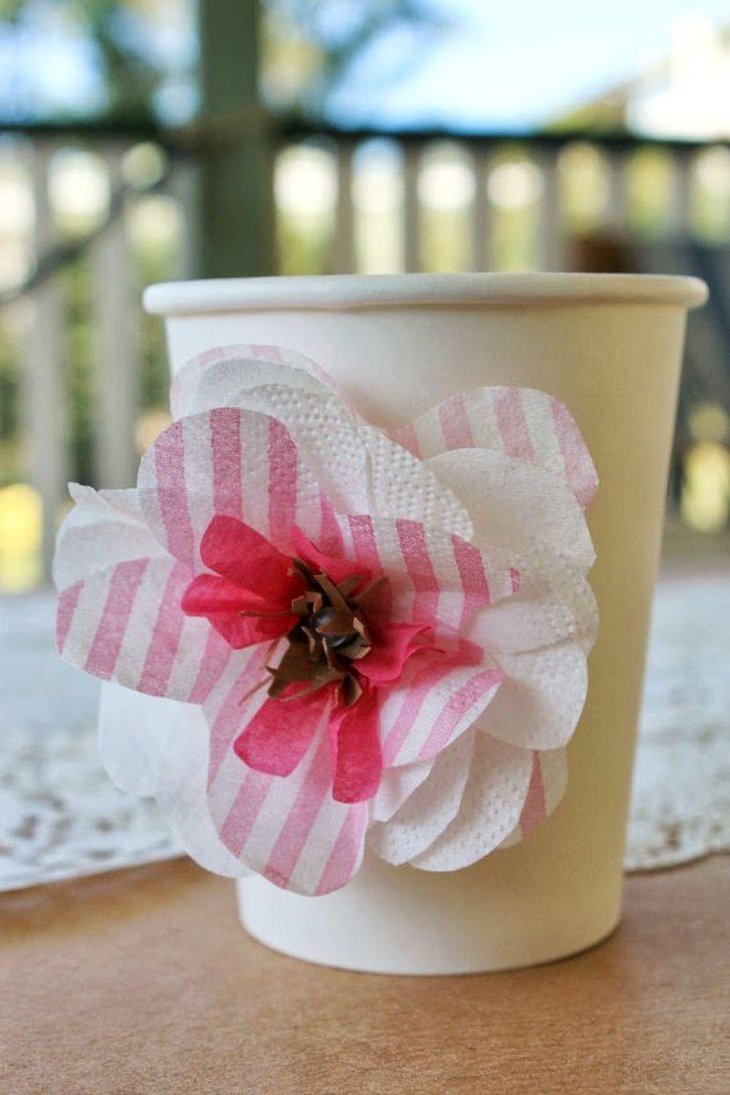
[{"left": 1, "top": 0, "right": 730, "bottom": 591}]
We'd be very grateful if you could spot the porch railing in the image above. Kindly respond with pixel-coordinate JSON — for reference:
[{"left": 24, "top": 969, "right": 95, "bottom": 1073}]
[{"left": 1, "top": 120, "right": 729, "bottom": 582}]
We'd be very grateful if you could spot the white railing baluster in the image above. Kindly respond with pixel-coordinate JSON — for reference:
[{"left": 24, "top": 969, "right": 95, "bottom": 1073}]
[
  {"left": 471, "top": 149, "right": 492, "bottom": 271},
  {"left": 403, "top": 145, "right": 421, "bottom": 272},
  {"left": 668, "top": 150, "right": 693, "bottom": 240},
  {"left": 169, "top": 154, "right": 200, "bottom": 279},
  {"left": 535, "top": 148, "right": 563, "bottom": 271},
  {"left": 92, "top": 144, "right": 138, "bottom": 490},
  {"left": 604, "top": 149, "right": 630, "bottom": 233},
  {"left": 330, "top": 143, "right": 356, "bottom": 274},
  {"left": 27, "top": 141, "right": 66, "bottom": 582}
]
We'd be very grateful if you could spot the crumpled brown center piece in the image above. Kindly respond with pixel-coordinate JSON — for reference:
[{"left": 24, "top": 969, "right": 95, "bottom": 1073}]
[{"left": 264, "top": 559, "right": 385, "bottom": 709}]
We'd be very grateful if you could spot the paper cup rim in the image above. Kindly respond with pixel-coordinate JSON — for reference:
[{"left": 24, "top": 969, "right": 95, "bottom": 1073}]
[{"left": 144, "top": 272, "right": 708, "bottom": 317}]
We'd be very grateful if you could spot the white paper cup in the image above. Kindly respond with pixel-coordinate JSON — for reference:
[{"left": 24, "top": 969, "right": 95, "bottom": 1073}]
[{"left": 145, "top": 273, "right": 707, "bottom": 974}]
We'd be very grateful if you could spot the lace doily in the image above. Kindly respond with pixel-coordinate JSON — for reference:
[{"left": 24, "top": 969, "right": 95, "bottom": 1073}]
[{"left": 1, "top": 575, "right": 728, "bottom": 891}]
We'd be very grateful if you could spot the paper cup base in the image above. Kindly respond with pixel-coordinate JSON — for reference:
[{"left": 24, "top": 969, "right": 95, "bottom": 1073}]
[{"left": 235, "top": 854, "right": 622, "bottom": 975}]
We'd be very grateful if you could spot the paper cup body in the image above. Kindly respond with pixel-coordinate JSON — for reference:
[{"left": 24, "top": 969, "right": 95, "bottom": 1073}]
[{"left": 145, "top": 274, "right": 705, "bottom": 974}]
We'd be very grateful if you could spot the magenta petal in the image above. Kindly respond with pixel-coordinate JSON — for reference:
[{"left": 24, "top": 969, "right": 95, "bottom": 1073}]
[
  {"left": 182, "top": 572, "right": 296, "bottom": 649},
  {"left": 292, "top": 526, "right": 372, "bottom": 586},
  {"left": 234, "top": 690, "right": 328, "bottom": 777},
  {"left": 200, "top": 516, "right": 296, "bottom": 598},
  {"left": 211, "top": 613, "right": 297, "bottom": 649},
  {"left": 182, "top": 572, "right": 277, "bottom": 615},
  {"left": 357, "top": 623, "right": 433, "bottom": 685},
  {"left": 330, "top": 690, "right": 383, "bottom": 804}
]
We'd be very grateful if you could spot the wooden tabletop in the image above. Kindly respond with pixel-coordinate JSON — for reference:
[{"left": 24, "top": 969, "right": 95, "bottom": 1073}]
[{"left": 2, "top": 857, "right": 727, "bottom": 1094}]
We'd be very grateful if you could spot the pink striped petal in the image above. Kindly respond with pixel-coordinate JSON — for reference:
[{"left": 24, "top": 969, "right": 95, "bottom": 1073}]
[
  {"left": 56, "top": 554, "right": 219, "bottom": 703},
  {"left": 208, "top": 729, "right": 368, "bottom": 895},
  {"left": 138, "top": 409, "right": 325, "bottom": 566},
  {"left": 338, "top": 514, "right": 519, "bottom": 632},
  {"left": 234, "top": 689, "right": 328, "bottom": 777},
  {"left": 412, "top": 733, "right": 533, "bottom": 871},
  {"left": 397, "top": 387, "right": 598, "bottom": 512},
  {"left": 378, "top": 651, "right": 503, "bottom": 767}
]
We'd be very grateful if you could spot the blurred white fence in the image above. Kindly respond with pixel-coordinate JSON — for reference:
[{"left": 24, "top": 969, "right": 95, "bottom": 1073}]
[{"left": 1, "top": 125, "right": 729, "bottom": 581}]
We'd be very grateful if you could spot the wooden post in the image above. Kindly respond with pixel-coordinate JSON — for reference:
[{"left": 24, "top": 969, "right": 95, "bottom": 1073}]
[{"left": 197, "top": 0, "right": 275, "bottom": 277}]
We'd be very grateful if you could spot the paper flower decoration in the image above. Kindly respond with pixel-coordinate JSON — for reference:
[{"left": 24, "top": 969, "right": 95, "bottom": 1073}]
[{"left": 54, "top": 344, "right": 598, "bottom": 895}]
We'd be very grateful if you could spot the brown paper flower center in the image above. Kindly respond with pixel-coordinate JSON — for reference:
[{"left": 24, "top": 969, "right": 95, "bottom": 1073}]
[{"left": 263, "top": 559, "right": 385, "bottom": 709}]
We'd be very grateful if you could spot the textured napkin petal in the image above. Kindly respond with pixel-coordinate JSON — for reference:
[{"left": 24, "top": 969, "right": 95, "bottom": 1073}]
[
  {"left": 499, "top": 748, "right": 569, "bottom": 848},
  {"left": 543, "top": 570, "right": 598, "bottom": 654},
  {"left": 202, "top": 638, "right": 370, "bottom": 891},
  {"left": 154, "top": 699, "right": 253, "bottom": 878},
  {"left": 359, "top": 426, "right": 473, "bottom": 538},
  {"left": 412, "top": 732, "right": 534, "bottom": 871},
  {"left": 467, "top": 583, "right": 577, "bottom": 654},
  {"left": 476, "top": 641, "right": 588, "bottom": 750},
  {"left": 427, "top": 448, "right": 595, "bottom": 570},
  {"left": 367, "top": 729, "right": 476, "bottom": 864},
  {"left": 378, "top": 653, "right": 502, "bottom": 767},
  {"left": 99, "top": 682, "right": 249, "bottom": 877},
  {"left": 98, "top": 681, "right": 178, "bottom": 797},
  {"left": 398, "top": 386, "right": 598, "bottom": 510},
  {"left": 57, "top": 554, "right": 221, "bottom": 703},
  {"left": 170, "top": 343, "right": 344, "bottom": 419},
  {"left": 370, "top": 756, "right": 435, "bottom": 823},
  {"left": 137, "top": 408, "right": 325, "bottom": 567},
  {"left": 334, "top": 514, "right": 519, "bottom": 631},
  {"left": 226, "top": 384, "right": 372, "bottom": 514},
  {"left": 221, "top": 380, "right": 474, "bottom": 537},
  {"left": 208, "top": 728, "right": 368, "bottom": 895},
  {"left": 53, "top": 485, "right": 166, "bottom": 589}
]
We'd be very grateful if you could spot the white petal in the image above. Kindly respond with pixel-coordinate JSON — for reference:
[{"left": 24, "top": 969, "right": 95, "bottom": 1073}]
[
  {"left": 368, "top": 729, "right": 475, "bottom": 864},
  {"left": 426, "top": 448, "right": 595, "bottom": 569},
  {"left": 155, "top": 702, "right": 251, "bottom": 878},
  {"left": 53, "top": 485, "right": 164, "bottom": 589},
  {"left": 361, "top": 426, "right": 472, "bottom": 538},
  {"left": 171, "top": 344, "right": 343, "bottom": 418},
  {"left": 370, "top": 757, "right": 434, "bottom": 823},
  {"left": 468, "top": 578, "right": 577, "bottom": 654},
  {"left": 98, "top": 681, "right": 178, "bottom": 796},
  {"left": 476, "top": 641, "right": 589, "bottom": 750},
  {"left": 412, "top": 733, "right": 533, "bottom": 871}
]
